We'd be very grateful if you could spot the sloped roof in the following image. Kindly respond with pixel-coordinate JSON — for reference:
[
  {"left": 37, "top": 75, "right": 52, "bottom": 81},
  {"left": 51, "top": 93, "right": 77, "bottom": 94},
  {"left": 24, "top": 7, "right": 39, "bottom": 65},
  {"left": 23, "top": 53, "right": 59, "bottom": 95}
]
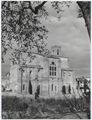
[
  {"left": 31, "top": 52, "right": 68, "bottom": 59},
  {"left": 20, "top": 65, "right": 43, "bottom": 69}
]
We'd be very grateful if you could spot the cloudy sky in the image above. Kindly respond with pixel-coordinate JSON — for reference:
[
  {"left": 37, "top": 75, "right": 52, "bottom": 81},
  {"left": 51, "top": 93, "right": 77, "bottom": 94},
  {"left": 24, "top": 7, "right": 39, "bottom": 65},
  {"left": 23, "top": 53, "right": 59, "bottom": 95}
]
[
  {"left": 2, "top": 1, "right": 90, "bottom": 78},
  {"left": 43, "top": 2, "right": 90, "bottom": 77}
]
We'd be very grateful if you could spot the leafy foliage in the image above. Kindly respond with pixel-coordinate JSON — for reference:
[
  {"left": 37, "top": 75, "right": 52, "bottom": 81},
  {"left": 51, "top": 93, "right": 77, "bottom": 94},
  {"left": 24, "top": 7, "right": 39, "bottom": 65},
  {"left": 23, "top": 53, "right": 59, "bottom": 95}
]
[
  {"left": 2, "top": 96, "right": 88, "bottom": 119},
  {"left": 2, "top": 1, "right": 91, "bottom": 64},
  {"left": 77, "top": 1, "right": 91, "bottom": 38},
  {"left": 77, "top": 2, "right": 90, "bottom": 18},
  {"left": 2, "top": 96, "right": 28, "bottom": 111},
  {"left": 2, "top": 1, "right": 48, "bottom": 64},
  {"left": 51, "top": 1, "right": 71, "bottom": 14}
]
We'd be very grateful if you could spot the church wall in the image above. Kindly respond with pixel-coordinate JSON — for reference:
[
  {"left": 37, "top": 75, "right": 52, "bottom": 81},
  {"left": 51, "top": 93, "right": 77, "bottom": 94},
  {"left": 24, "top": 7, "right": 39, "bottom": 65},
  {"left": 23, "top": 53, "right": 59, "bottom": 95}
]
[
  {"left": 39, "top": 80, "right": 49, "bottom": 97},
  {"left": 21, "top": 68, "right": 28, "bottom": 94},
  {"left": 47, "top": 57, "right": 71, "bottom": 97},
  {"left": 31, "top": 81, "right": 37, "bottom": 95},
  {"left": 61, "top": 70, "right": 75, "bottom": 94},
  {"left": 58, "top": 81, "right": 65, "bottom": 98},
  {"left": 58, "top": 59, "right": 62, "bottom": 80},
  {"left": 30, "top": 54, "right": 49, "bottom": 79},
  {"left": 60, "top": 58, "right": 69, "bottom": 69},
  {"left": 49, "top": 79, "right": 59, "bottom": 97},
  {"left": 10, "top": 65, "right": 20, "bottom": 93},
  {"left": 16, "top": 68, "right": 22, "bottom": 94},
  {"left": 38, "top": 57, "right": 49, "bottom": 78}
]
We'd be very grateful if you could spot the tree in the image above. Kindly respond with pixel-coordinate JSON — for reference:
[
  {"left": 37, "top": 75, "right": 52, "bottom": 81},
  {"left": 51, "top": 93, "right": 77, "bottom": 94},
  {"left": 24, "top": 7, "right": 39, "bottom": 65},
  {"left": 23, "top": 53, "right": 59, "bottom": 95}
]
[
  {"left": 35, "top": 85, "right": 40, "bottom": 99},
  {"left": 77, "top": 1, "right": 91, "bottom": 39},
  {"left": 1, "top": 1, "right": 90, "bottom": 64},
  {"left": 1, "top": 1, "right": 48, "bottom": 64}
]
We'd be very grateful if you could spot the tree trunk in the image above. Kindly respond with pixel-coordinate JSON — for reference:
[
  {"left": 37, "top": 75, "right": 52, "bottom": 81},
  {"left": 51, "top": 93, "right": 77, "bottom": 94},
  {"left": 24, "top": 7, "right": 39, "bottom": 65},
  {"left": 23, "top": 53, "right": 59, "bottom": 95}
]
[{"left": 77, "top": 1, "right": 91, "bottom": 39}]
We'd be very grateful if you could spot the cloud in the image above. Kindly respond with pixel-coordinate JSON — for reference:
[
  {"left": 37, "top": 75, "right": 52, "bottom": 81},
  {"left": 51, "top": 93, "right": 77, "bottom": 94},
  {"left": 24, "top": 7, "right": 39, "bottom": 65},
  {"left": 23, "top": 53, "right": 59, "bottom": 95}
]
[
  {"left": 44, "top": 14, "right": 90, "bottom": 78},
  {"left": 48, "top": 16, "right": 59, "bottom": 23}
]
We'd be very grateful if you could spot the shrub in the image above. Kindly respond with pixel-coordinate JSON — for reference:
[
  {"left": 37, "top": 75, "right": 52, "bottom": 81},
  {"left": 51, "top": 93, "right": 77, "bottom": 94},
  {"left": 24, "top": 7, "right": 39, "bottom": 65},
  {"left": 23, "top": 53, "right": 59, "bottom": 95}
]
[
  {"left": 2, "top": 96, "right": 28, "bottom": 111},
  {"left": 2, "top": 96, "right": 88, "bottom": 119}
]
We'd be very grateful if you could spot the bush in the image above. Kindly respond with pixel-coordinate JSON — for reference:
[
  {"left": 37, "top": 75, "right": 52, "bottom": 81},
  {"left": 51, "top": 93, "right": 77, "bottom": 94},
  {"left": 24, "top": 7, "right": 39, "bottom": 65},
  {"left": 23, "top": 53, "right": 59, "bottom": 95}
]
[
  {"left": 2, "top": 96, "right": 28, "bottom": 111},
  {"left": 2, "top": 96, "right": 88, "bottom": 119}
]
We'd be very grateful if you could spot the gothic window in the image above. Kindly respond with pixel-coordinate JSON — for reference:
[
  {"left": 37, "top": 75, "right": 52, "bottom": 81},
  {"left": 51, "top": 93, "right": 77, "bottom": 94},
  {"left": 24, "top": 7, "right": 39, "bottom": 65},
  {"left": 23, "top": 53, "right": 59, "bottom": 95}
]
[
  {"left": 29, "top": 80, "right": 32, "bottom": 94},
  {"left": 57, "top": 49, "right": 59, "bottom": 55},
  {"left": 51, "top": 84, "right": 53, "bottom": 91},
  {"left": 49, "top": 62, "right": 56, "bottom": 76},
  {"left": 23, "top": 84, "right": 25, "bottom": 90},
  {"left": 68, "top": 85, "right": 71, "bottom": 94},
  {"left": 62, "top": 85, "right": 66, "bottom": 94}
]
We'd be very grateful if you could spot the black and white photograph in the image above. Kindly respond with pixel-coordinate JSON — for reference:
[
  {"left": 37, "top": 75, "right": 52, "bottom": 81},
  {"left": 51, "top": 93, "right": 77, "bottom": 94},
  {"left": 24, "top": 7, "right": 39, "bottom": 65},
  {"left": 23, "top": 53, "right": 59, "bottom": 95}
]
[{"left": 1, "top": 1, "right": 90, "bottom": 119}]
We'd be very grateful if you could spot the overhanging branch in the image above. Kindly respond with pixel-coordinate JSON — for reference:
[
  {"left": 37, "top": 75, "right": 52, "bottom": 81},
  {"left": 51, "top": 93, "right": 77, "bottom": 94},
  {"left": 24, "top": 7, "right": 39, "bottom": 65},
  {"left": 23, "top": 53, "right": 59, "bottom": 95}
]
[{"left": 28, "top": 1, "right": 47, "bottom": 14}]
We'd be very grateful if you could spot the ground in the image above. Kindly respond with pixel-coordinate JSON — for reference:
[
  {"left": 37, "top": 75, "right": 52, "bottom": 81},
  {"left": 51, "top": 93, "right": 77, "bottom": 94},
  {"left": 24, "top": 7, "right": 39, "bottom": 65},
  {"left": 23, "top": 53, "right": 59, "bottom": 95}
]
[{"left": 2, "top": 94, "right": 89, "bottom": 119}]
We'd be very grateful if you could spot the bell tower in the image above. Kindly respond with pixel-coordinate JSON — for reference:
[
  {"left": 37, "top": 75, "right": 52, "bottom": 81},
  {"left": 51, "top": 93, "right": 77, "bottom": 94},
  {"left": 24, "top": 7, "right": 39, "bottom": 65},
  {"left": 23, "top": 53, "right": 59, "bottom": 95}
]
[{"left": 51, "top": 45, "right": 61, "bottom": 56}]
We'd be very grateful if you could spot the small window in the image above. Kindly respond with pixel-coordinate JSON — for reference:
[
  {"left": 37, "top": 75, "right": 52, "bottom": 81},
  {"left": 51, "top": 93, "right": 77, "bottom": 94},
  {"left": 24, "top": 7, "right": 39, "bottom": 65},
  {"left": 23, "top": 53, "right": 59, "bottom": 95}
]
[
  {"left": 23, "top": 84, "right": 25, "bottom": 90},
  {"left": 52, "top": 62, "right": 55, "bottom": 65}
]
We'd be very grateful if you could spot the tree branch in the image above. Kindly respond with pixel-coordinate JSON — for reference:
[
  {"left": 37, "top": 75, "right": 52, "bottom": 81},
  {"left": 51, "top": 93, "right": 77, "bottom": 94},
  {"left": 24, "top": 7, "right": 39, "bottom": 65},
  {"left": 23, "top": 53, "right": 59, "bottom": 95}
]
[
  {"left": 1, "top": 1, "right": 7, "bottom": 8},
  {"left": 77, "top": 1, "right": 91, "bottom": 39},
  {"left": 28, "top": 1, "right": 47, "bottom": 14},
  {"left": 35, "top": 1, "right": 47, "bottom": 14}
]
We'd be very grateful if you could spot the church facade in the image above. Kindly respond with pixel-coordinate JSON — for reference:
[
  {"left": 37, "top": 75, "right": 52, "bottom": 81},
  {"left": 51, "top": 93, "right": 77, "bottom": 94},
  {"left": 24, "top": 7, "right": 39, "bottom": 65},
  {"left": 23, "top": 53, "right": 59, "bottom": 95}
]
[{"left": 10, "top": 46, "right": 77, "bottom": 98}]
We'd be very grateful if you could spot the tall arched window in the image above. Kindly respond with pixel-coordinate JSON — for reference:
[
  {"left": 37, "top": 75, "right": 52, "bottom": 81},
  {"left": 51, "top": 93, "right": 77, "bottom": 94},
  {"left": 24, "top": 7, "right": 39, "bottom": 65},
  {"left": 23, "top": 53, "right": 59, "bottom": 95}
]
[
  {"left": 62, "top": 85, "right": 66, "bottom": 94},
  {"left": 57, "top": 49, "right": 59, "bottom": 55},
  {"left": 68, "top": 85, "right": 71, "bottom": 94},
  {"left": 51, "top": 84, "right": 53, "bottom": 91},
  {"left": 49, "top": 62, "right": 56, "bottom": 76}
]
